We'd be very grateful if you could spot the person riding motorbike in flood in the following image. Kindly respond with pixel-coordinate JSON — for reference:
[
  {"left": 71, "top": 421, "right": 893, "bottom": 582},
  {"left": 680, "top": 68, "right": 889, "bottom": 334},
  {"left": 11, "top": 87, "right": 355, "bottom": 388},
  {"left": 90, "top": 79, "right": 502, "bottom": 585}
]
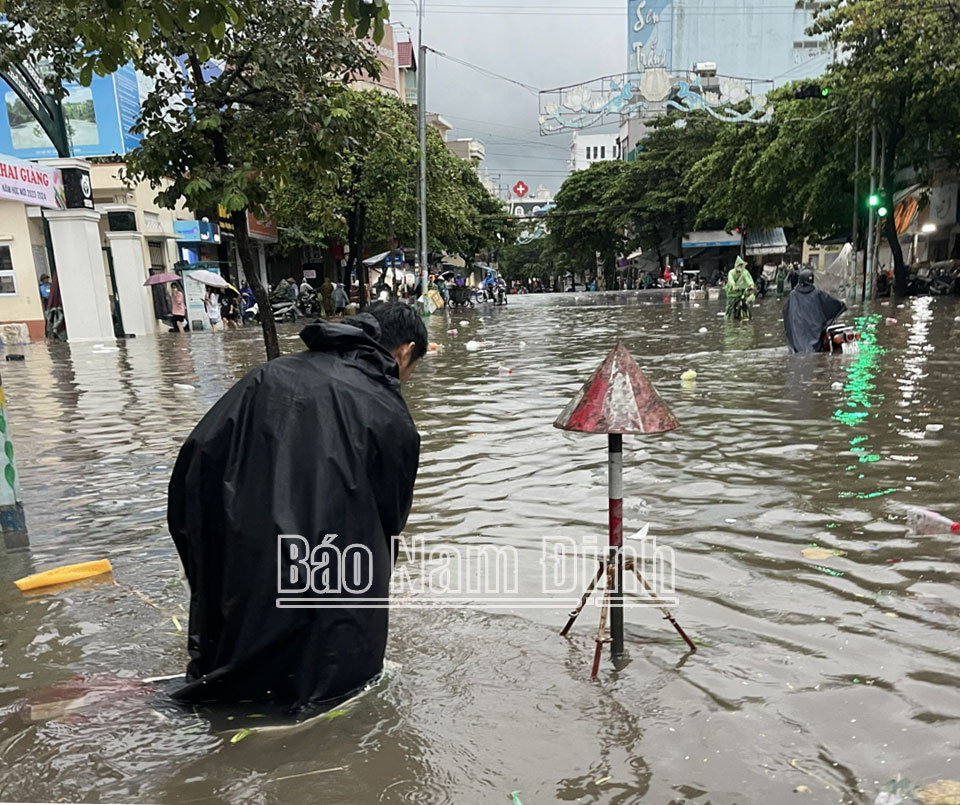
[
  {"left": 782, "top": 268, "right": 846, "bottom": 352},
  {"left": 724, "top": 256, "right": 756, "bottom": 320}
]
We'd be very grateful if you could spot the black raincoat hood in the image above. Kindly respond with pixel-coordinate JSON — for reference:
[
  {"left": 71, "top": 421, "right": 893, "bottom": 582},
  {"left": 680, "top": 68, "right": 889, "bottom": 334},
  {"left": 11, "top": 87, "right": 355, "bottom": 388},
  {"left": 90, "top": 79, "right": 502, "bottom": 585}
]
[
  {"left": 299, "top": 313, "right": 400, "bottom": 382},
  {"left": 782, "top": 285, "right": 846, "bottom": 353}
]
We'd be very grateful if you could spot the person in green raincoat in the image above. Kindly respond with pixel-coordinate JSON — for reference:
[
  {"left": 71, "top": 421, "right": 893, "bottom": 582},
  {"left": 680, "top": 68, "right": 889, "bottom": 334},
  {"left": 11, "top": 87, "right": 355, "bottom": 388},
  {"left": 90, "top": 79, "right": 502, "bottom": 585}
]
[
  {"left": 775, "top": 263, "right": 787, "bottom": 300},
  {"left": 724, "top": 256, "right": 756, "bottom": 320}
]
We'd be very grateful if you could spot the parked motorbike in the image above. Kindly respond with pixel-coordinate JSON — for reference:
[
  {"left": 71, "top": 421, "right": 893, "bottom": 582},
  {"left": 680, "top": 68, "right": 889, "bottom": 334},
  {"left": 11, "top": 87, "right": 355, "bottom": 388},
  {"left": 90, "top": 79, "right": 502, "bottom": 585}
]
[
  {"left": 247, "top": 300, "right": 299, "bottom": 324},
  {"left": 298, "top": 287, "right": 323, "bottom": 317}
]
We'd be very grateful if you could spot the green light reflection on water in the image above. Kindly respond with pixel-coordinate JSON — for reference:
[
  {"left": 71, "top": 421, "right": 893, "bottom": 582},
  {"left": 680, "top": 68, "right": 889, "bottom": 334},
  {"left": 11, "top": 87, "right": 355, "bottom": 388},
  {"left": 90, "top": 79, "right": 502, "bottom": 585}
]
[{"left": 832, "top": 313, "right": 889, "bottom": 498}]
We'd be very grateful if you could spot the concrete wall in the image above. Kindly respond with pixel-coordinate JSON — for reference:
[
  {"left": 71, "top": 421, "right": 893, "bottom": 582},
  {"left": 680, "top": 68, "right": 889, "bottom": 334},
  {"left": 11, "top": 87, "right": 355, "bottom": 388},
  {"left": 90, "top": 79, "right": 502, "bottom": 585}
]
[{"left": 0, "top": 201, "right": 46, "bottom": 340}]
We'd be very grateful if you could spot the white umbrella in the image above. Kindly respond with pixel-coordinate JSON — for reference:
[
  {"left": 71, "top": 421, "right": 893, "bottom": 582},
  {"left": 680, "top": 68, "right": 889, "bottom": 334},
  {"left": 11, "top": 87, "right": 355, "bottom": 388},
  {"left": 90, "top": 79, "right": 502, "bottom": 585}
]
[{"left": 186, "top": 268, "right": 228, "bottom": 288}]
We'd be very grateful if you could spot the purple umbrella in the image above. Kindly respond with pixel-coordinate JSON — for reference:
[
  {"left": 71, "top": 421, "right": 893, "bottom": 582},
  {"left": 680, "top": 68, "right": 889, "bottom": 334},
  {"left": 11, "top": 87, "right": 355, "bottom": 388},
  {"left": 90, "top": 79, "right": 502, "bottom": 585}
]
[{"left": 143, "top": 272, "right": 181, "bottom": 287}]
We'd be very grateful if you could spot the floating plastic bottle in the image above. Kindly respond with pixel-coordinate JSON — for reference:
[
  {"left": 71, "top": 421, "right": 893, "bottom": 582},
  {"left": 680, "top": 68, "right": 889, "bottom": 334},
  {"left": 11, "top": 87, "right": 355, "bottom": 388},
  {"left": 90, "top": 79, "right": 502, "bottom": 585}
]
[{"left": 903, "top": 505, "right": 960, "bottom": 534}]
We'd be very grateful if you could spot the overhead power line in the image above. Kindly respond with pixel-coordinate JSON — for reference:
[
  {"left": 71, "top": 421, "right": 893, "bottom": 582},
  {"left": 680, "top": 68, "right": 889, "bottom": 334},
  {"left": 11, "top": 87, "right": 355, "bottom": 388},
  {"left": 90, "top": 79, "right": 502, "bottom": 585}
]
[{"left": 425, "top": 47, "right": 540, "bottom": 94}]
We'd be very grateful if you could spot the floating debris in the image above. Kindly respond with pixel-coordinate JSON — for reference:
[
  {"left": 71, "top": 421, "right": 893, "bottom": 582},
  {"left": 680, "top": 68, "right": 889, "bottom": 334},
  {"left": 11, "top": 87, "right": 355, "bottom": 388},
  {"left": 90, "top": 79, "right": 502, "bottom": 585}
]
[{"left": 230, "top": 728, "right": 255, "bottom": 743}]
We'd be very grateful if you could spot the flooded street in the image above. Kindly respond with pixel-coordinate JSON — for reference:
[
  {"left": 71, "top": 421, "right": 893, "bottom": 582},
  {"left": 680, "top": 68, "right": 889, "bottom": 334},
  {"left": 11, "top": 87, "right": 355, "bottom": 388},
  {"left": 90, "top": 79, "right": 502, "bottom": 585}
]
[{"left": 1, "top": 292, "right": 959, "bottom": 804}]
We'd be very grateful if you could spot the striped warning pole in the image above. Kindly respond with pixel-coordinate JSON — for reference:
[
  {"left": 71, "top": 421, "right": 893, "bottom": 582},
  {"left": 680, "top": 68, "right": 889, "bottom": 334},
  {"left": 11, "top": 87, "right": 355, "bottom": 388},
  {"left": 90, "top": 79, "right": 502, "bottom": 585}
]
[{"left": 0, "top": 370, "right": 27, "bottom": 546}]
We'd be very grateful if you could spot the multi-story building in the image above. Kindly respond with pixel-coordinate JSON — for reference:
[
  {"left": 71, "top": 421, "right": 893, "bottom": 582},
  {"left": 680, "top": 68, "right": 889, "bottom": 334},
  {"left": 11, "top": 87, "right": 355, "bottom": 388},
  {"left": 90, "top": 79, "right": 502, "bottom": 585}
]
[
  {"left": 569, "top": 133, "right": 621, "bottom": 172},
  {"left": 446, "top": 138, "right": 485, "bottom": 164},
  {"left": 628, "top": 0, "right": 829, "bottom": 84}
]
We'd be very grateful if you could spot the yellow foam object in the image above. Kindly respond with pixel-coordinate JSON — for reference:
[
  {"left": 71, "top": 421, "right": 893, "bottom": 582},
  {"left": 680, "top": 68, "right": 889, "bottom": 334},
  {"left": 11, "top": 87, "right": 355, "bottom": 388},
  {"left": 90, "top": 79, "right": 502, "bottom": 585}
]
[{"left": 14, "top": 559, "right": 113, "bottom": 592}]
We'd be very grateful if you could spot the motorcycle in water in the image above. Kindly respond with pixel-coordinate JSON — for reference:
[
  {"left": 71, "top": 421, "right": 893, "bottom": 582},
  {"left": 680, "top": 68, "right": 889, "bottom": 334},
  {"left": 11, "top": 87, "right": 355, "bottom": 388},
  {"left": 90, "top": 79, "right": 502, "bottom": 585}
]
[
  {"left": 494, "top": 278, "right": 507, "bottom": 306},
  {"left": 822, "top": 323, "right": 861, "bottom": 355}
]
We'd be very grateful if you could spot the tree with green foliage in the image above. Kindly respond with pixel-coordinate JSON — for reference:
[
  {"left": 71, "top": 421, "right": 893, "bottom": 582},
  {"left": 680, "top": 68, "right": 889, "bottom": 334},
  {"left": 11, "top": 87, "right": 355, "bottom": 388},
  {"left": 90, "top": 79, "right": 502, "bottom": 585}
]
[
  {"left": 124, "top": 0, "right": 379, "bottom": 358},
  {"left": 0, "top": 0, "right": 388, "bottom": 359},
  {"left": 499, "top": 235, "right": 571, "bottom": 289},
  {"left": 687, "top": 86, "right": 856, "bottom": 242},
  {"left": 615, "top": 113, "right": 720, "bottom": 262},
  {"left": 269, "top": 92, "right": 510, "bottom": 300},
  {"left": 0, "top": 0, "right": 387, "bottom": 87},
  {"left": 810, "top": 0, "right": 960, "bottom": 294},
  {"left": 548, "top": 160, "right": 627, "bottom": 289}
]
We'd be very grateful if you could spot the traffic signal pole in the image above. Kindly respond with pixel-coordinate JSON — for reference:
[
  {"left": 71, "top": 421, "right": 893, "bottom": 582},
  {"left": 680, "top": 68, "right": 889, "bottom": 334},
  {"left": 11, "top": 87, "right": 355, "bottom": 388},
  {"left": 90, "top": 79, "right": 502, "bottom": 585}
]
[
  {"left": 864, "top": 116, "right": 878, "bottom": 302},
  {"left": 851, "top": 128, "right": 860, "bottom": 302},
  {"left": 416, "top": 0, "right": 429, "bottom": 309}
]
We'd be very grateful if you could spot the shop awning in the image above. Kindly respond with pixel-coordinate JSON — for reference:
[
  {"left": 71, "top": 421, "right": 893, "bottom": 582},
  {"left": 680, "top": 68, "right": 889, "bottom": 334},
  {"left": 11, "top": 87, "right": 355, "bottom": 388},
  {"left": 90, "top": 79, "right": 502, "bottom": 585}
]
[
  {"left": 363, "top": 251, "right": 390, "bottom": 267},
  {"left": 744, "top": 227, "right": 787, "bottom": 256},
  {"left": 682, "top": 230, "right": 741, "bottom": 249}
]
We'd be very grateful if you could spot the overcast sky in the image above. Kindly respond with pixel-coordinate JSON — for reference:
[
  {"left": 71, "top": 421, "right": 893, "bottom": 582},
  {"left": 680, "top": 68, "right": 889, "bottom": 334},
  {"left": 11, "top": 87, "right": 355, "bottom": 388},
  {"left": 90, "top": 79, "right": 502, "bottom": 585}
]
[{"left": 388, "top": 0, "right": 625, "bottom": 197}]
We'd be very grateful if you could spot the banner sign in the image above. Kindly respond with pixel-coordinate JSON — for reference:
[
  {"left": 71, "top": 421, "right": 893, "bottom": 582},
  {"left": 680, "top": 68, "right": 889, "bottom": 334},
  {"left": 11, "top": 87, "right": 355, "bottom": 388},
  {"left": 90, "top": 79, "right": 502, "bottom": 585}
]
[
  {"left": 628, "top": 0, "right": 673, "bottom": 74},
  {"left": 0, "top": 153, "right": 64, "bottom": 209}
]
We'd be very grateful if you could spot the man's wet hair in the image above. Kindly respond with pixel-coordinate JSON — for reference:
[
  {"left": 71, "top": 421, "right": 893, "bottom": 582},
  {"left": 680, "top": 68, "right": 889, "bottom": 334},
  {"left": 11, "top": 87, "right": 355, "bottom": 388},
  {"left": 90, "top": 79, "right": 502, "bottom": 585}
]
[{"left": 367, "top": 301, "right": 428, "bottom": 361}]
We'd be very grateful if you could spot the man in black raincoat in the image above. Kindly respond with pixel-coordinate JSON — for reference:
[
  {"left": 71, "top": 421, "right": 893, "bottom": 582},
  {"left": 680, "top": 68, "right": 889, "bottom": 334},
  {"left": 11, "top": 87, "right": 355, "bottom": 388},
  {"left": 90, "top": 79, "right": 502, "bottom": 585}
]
[
  {"left": 782, "top": 269, "right": 846, "bottom": 353},
  {"left": 167, "top": 302, "right": 427, "bottom": 715}
]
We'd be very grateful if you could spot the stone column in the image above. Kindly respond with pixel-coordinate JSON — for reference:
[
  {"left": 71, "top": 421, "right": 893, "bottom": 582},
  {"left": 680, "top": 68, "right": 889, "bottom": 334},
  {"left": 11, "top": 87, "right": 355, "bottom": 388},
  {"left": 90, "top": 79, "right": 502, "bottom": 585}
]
[
  {"left": 105, "top": 231, "right": 155, "bottom": 336},
  {"left": 44, "top": 208, "right": 115, "bottom": 341}
]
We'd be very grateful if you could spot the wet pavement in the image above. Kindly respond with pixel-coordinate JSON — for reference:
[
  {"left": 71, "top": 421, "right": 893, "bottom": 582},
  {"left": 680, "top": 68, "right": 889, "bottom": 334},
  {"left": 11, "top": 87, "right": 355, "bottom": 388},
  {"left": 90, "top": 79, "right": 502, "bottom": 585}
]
[{"left": 1, "top": 292, "right": 959, "bottom": 804}]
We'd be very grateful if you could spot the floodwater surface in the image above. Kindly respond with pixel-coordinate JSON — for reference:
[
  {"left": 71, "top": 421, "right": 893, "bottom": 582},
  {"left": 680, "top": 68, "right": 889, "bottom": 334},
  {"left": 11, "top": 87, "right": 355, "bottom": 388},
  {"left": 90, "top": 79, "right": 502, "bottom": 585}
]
[{"left": 1, "top": 292, "right": 959, "bottom": 804}]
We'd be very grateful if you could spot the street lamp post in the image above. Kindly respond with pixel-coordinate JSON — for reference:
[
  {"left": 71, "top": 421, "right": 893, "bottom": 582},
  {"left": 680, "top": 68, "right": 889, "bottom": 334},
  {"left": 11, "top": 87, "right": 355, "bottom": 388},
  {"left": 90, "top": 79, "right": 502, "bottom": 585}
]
[{"left": 413, "top": 0, "right": 429, "bottom": 310}]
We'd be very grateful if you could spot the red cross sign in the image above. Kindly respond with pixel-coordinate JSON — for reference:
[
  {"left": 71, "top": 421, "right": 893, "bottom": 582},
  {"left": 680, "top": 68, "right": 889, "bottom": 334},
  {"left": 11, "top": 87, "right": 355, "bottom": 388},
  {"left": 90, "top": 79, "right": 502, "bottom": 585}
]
[{"left": 513, "top": 180, "right": 529, "bottom": 198}]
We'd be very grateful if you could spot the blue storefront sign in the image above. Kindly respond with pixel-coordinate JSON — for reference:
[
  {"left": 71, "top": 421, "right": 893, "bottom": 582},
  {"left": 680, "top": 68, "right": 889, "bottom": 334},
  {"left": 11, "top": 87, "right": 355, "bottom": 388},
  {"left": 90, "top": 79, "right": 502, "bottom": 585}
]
[
  {"left": 0, "top": 63, "right": 142, "bottom": 159},
  {"left": 174, "top": 220, "right": 201, "bottom": 240}
]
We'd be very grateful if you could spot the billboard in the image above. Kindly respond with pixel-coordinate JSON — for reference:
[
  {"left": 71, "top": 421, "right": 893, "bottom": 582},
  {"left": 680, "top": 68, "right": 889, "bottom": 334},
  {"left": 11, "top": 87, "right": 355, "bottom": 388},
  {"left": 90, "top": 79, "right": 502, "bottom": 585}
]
[
  {"left": 628, "top": 0, "right": 673, "bottom": 74},
  {"left": 0, "top": 63, "right": 141, "bottom": 159},
  {"left": 0, "top": 153, "right": 65, "bottom": 209}
]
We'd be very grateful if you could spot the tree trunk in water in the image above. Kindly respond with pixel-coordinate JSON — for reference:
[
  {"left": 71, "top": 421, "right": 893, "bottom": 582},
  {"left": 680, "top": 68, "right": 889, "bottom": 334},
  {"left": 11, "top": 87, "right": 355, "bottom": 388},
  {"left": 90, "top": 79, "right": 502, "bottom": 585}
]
[
  {"left": 881, "top": 117, "right": 908, "bottom": 296},
  {"left": 231, "top": 209, "right": 280, "bottom": 361},
  {"left": 343, "top": 207, "right": 358, "bottom": 290},
  {"left": 603, "top": 255, "right": 616, "bottom": 291},
  {"left": 357, "top": 202, "right": 368, "bottom": 310},
  {"left": 323, "top": 243, "right": 336, "bottom": 282}
]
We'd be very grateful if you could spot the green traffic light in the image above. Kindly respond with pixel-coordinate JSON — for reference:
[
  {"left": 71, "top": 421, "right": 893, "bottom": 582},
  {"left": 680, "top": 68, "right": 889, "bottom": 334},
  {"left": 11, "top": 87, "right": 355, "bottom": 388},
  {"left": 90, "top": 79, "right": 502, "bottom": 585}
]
[
  {"left": 821, "top": 87, "right": 830, "bottom": 97},
  {"left": 868, "top": 194, "right": 880, "bottom": 207},
  {"left": 877, "top": 206, "right": 888, "bottom": 217}
]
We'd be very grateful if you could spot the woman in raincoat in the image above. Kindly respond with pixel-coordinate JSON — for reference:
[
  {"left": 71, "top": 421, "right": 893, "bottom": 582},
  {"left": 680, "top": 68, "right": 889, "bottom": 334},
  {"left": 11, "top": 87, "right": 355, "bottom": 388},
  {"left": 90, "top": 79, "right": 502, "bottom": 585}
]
[{"left": 724, "top": 256, "right": 756, "bottom": 320}]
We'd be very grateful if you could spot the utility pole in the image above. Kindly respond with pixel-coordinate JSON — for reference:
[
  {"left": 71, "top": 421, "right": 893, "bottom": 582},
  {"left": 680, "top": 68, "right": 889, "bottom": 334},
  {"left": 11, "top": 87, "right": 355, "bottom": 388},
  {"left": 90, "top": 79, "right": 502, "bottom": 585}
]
[
  {"left": 864, "top": 115, "right": 877, "bottom": 303},
  {"left": 416, "top": 0, "right": 429, "bottom": 307},
  {"left": 851, "top": 129, "right": 860, "bottom": 302},
  {"left": 387, "top": 185, "right": 397, "bottom": 291}
]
